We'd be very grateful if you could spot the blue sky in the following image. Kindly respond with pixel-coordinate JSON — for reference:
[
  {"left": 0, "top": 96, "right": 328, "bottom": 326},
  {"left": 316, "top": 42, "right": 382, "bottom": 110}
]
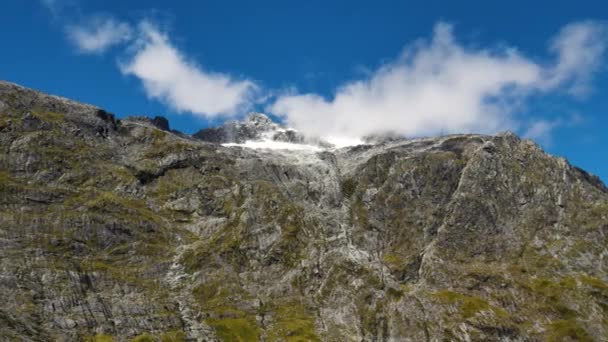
[{"left": 1, "top": 0, "right": 607, "bottom": 182}]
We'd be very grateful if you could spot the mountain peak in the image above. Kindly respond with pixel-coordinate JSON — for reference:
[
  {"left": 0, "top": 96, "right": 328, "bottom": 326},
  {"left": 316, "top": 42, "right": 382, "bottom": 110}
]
[
  {"left": 244, "top": 112, "right": 274, "bottom": 125},
  {"left": 193, "top": 112, "right": 312, "bottom": 147}
]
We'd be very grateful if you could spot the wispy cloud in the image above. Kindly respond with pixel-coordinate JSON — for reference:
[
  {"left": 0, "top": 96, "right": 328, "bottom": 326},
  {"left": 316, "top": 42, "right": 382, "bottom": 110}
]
[
  {"left": 67, "top": 16, "right": 132, "bottom": 54},
  {"left": 523, "top": 113, "right": 584, "bottom": 146},
  {"left": 119, "top": 21, "right": 258, "bottom": 117},
  {"left": 523, "top": 119, "right": 562, "bottom": 146},
  {"left": 546, "top": 21, "right": 608, "bottom": 96},
  {"left": 40, "top": 0, "right": 130, "bottom": 54},
  {"left": 39, "top": 0, "right": 79, "bottom": 21},
  {"left": 40, "top": 0, "right": 65, "bottom": 15},
  {"left": 269, "top": 21, "right": 607, "bottom": 142}
]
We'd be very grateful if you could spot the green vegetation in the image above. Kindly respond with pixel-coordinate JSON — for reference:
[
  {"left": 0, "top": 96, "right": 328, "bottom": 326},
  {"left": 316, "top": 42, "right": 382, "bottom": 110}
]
[
  {"left": 31, "top": 109, "right": 64, "bottom": 123},
  {"left": 80, "top": 259, "right": 140, "bottom": 284},
  {"left": 193, "top": 277, "right": 260, "bottom": 341},
  {"left": 382, "top": 253, "right": 400, "bottom": 267},
  {"left": 580, "top": 274, "right": 608, "bottom": 293},
  {"left": 0, "top": 170, "right": 32, "bottom": 190},
  {"left": 87, "top": 331, "right": 186, "bottom": 342},
  {"left": 85, "top": 335, "right": 115, "bottom": 342},
  {"left": 252, "top": 181, "right": 307, "bottom": 263},
  {"left": 147, "top": 168, "right": 199, "bottom": 201},
  {"left": 546, "top": 319, "right": 592, "bottom": 342},
  {"left": 0, "top": 170, "right": 14, "bottom": 189},
  {"left": 160, "top": 330, "right": 187, "bottom": 342},
  {"left": 272, "top": 203, "right": 306, "bottom": 267},
  {"left": 132, "top": 333, "right": 156, "bottom": 342},
  {"left": 140, "top": 127, "right": 197, "bottom": 158},
  {"left": 0, "top": 115, "right": 13, "bottom": 128},
  {"left": 355, "top": 298, "right": 387, "bottom": 339},
  {"left": 529, "top": 276, "right": 576, "bottom": 298},
  {"left": 80, "top": 163, "right": 138, "bottom": 189},
  {"left": 192, "top": 277, "right": 252, "bottom": 314},
  {"left": 430, "top": 260, "right": 606, "bottom": 338},
  {"left": 178, "top": 194, "right": 242, "bottom": 271},
  {"left": 150, "top": 128, "right": 168, "bottom": 143},
  {"left": 82, "top": 330, "right": 188, "bottom": 342},
  {"left": 519, "top": 276, "right": 580, "bottom": 319},
  {"left": 66, "top": 190, "right": 163, "bottom": 225},
  {"left": 206, "top": 317, "right": 260, "bottom": 342},
  {"left": 180, "top": 241, "right": 209, "bottom": 273},
  {"left": 351, "top": 200, "right": 369, "bottom": 228},
  {"left": 341, "top": 178, "right": 357, "bottom": 198},
  {"left": 432, "top": 290, "right": 508, "bottom": 319},
  {"left": 267, "top": 300, "right": 320, "bottom": 342},
  {"left": 386, "top": 286, "right": 404, "bottom": 300},
  {"left": 181, "top": 179, "right": 307, "bottom": 271},
  {"left": 568, "top": 199, "right": 608, "bottom": 232},
  {"left": 23, "top": 127, "right": 97, "bottom": 174}
]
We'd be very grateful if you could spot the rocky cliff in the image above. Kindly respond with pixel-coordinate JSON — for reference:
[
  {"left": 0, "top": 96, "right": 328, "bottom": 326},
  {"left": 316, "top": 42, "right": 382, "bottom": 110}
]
[{"left": 0, "top": 81, "right": 607, "bottom": 341}]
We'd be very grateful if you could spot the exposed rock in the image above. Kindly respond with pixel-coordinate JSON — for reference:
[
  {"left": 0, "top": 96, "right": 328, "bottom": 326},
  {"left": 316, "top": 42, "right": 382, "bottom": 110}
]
[
  {"left": 121, "top": 115, "right": 171, "bottom": 132},
  {"left": 193, "top": 112, "right": 308, "bottom": 145},
  {"left": 1, "top": 81, "right": 607, "bottom": 341},
  {"left": 152, "top": 116, "right": 170, "bottom": 131}
]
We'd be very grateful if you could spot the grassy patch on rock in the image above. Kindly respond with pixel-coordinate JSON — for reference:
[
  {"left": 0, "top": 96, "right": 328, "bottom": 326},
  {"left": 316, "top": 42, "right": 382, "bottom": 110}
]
[
  {"left": 207, "top": 317, "right": 260, "bottom": 342},
  {"left": 267, "top": 300, "right": 320, "bottom": 342},
  {"left": 432, "top": 290, "right": 508, "bottom": 319}
]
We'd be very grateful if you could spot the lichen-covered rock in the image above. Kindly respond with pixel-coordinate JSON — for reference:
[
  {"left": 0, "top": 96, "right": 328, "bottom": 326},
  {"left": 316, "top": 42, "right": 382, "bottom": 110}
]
[{"left": 1, "top": 80, "right": 607, "bottom": 341}]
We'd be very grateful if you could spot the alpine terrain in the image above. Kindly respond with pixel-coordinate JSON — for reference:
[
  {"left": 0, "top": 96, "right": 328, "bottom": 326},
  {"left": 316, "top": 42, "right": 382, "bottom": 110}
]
[{"left": 1, "top": 80, "right": 607, "bottom": 341}]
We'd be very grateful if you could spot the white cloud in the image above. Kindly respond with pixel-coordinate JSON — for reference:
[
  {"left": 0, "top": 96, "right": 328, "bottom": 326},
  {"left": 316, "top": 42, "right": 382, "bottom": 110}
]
[
  {"left": 67, "top": 16, "right": 132, "bottom": 54},
  {"left": 523, "top": 119, "right": 561, "bottom": 145},
  {"left": 523, "top": 113, "right": 584, "bottom": 146},
  {"left": 546, "top": 21, "right": 608, "bottom": 96},
  {"left": 120, "top": 21, "right": 258, "bottom": 117},
  {"left": 269, "top": 21, "right": 607, "bottom": 143}
]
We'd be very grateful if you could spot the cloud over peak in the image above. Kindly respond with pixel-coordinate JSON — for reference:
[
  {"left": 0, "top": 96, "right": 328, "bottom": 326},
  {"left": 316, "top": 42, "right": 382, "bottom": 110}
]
[
  {"left": 119, "top": 22, "right": 258, "bottom": 117},
  {"left": 270, "top": 21, "right": 607, "bottom": 141}
]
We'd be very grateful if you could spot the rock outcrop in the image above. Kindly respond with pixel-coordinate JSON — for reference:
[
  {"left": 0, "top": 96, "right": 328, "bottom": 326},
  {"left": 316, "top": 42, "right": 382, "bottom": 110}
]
[
  {"left": 193, "top": 113, "right": 309, "bottom": 145},
  {"left": 1, "top": 80, "right": 607, "bottom": 341}
]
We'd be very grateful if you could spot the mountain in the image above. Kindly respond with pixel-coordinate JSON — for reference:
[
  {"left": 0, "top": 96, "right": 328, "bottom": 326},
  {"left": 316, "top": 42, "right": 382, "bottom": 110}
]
[
  {"left": 193, "top": 113, "right": 332, "bottom": 149},
  {"left": 1, "top": 80, "right": 607, "bottom": 341},
  {"left": 193, "top": 113, "right": 294, "bottom": 143}
]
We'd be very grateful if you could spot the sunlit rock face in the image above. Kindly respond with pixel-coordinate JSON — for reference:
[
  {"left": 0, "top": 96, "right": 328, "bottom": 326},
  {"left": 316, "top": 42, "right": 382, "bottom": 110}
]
[
  {"left": 1, "top": 80, "right": 607, "bottom": 341},
  {"left": 192, "top": 113, "right": 302, "bottom": 144},
  {"left": 194, "top": 113, "right": 340, "bottom": 150}
]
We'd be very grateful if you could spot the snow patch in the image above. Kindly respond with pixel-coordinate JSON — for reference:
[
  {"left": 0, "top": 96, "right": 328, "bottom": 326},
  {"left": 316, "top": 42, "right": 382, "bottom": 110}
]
[
  {"left": 223, "top": 139, "right": 322, "bottom": 151},
  {"left": 325, "top": 136, "right": 365, "bottom": 148}
]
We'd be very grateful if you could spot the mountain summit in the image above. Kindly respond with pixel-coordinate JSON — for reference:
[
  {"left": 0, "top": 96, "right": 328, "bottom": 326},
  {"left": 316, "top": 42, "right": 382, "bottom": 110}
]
[
  {"left": 1, "top": 81, "right": 607, "bottom": 341},
  {"left": 193, "top": 113, "right": 334, "bottom": 149},
  {"left": 194, "top": 113, "right": 285, "bottom": 143}
]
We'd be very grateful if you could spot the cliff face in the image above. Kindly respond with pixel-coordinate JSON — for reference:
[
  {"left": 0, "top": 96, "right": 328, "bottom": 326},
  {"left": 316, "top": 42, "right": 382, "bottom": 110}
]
[{"left": 0, "top": 81, "right": 607, "bottom": 342}]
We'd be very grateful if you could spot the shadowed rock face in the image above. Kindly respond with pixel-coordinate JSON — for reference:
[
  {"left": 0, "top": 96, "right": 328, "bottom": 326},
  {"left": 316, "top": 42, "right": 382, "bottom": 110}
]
[{"left": 1, "top": 80, "right": 607, "bottom": 341}]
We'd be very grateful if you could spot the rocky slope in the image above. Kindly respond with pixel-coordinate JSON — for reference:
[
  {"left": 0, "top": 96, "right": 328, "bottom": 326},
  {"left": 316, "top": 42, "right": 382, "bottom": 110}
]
[{"left": 0, "top": 80, "right": 607, "bottom": 341}]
